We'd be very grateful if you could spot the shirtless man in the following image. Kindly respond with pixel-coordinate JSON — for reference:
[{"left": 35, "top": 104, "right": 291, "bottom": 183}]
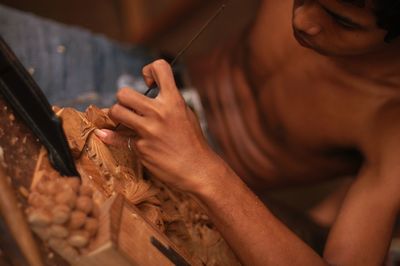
[{"left": 94, "top": 0, "right": 400, "bottom": 265}]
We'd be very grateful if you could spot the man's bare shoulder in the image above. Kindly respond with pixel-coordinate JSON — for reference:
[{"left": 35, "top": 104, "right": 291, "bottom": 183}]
[
  {"left": 359, "top": 95, "right": 400, "bottom": 189},
  {"left": 362, "top": 92, "right": 400, "bottom": 144}
]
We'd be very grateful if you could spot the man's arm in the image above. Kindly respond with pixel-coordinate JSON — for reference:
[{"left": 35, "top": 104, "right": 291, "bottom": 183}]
[
  {"left": 97, "top": 60, "right": 399, "bottom": 265},
  {"left": 322, "top": 108, "right": 400, "bottom": 265},
  {"left": 191, "top": 160, "right": 326, "bottom": 265},
  {"left": 323, "top": 164, "right": 398, "bottom": 265},
  {"left": 191, "top": 156, "right": 399, "bottom": 265}
]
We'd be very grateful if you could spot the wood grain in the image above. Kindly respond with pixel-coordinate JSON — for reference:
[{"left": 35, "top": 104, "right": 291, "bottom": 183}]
[{"left": 75, "top": 194, "right": 194, "bottom": 266}]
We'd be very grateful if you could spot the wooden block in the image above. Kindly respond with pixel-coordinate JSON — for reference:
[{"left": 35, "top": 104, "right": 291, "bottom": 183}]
[
  {"left": 28, "top": 147, "right": 193, "bottom": 265},
  {"left": 75, "top": 195, "right": 193, "bottom": 266}
]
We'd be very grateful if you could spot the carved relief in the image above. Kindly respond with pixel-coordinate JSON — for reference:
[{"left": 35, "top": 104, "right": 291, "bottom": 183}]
[{"left": 25, "top": 105, "right": 239, "bottom": 265}]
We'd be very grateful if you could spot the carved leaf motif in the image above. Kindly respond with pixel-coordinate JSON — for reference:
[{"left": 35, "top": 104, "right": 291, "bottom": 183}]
[
  {"left": 85, "top": 105, "right": 116, "bottom": 129},
  {"left": 123, "top": 180, "right": 159, "bottom": 205},
  {"left": 57, "top": 108, "right": 94, "bottom": 158},
  {"left": 86, "top": 135, "right": 119, "bottom": 182}
]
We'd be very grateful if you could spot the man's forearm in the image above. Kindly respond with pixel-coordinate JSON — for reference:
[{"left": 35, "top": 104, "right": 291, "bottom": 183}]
[{"left": 191, "top": 164, "right": 327, "bottom": 266}]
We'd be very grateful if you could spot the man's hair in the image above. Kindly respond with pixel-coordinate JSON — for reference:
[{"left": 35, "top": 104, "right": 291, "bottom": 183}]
[{"left": 343, "top": 0, "right": 400, "bottom": 42}]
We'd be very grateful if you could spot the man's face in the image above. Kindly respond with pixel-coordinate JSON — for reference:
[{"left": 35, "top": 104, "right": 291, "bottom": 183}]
[{"left": 292, "top": 0, "right": 389, "bottom": 56}]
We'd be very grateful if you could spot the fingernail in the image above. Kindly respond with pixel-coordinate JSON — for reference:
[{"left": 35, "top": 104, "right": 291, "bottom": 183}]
[{"left": 94, "top": 129, "right": 107, "bottom": 138}]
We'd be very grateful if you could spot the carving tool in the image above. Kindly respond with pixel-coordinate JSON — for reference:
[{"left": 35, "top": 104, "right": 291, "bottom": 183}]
[
  {"left": 144, "top": 3, "right": 227, "bottom": 98},
  {"left": 115, "top": 3, "right": 227, "bottom": 130},
  {"left": 151, "top": 236, "right": 190, "bottom": 266},
  {"left": 0, "top": 36, "right": 80, "bottom": 177}
]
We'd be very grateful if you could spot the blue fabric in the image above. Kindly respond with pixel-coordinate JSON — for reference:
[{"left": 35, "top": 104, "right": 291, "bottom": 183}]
[{"left": 0, "top": 4, "right": 153, "bottom": 110}]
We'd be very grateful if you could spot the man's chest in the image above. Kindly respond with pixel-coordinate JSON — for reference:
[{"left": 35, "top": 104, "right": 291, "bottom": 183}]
[{"left": 255, "top": 64, "right": 386, "bottom": 154}]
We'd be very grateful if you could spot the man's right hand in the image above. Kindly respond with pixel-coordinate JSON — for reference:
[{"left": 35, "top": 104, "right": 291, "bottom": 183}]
[{"left": 95, "top": 60, "right": 224, "bottom": 194}]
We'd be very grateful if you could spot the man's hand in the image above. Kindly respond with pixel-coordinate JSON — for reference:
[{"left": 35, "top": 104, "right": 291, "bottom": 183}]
[{"left": 95, "top": 59, "right": 222, "bottom": 192}]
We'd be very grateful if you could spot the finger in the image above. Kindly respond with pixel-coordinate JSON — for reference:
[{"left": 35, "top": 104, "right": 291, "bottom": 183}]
[
  {"left": 114, "top": 124, "right": 133, "bottom": 135},
  {"left": 109, "top": 104, "right": 147, "bottom": 135},
  {"left": 142, "top": 59, "right": 178, "bottom": 98},
  {"left": 141, "top": 68, "right": 155, "bottom": 88},
  {"left": 105, "top": 108, "right": 120, "bottom": 125},
  {"left": 116, "top": 87, "right": 154, "bottom": 115},
  {"left": 94, "top": 129, "right": 128, "bottom": 148}
]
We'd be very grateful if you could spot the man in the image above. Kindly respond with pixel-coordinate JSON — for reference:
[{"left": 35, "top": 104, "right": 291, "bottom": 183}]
[{"left": 95, "top": 0, "right": 400, "bottom": 265}]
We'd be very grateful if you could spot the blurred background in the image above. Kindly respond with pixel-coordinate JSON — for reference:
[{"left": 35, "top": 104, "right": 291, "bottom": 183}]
[
  {"left": 0, "top": 0, "right": 259, "bottom": 57},
  {"left": 0, "top": 0, "right": 260, "bottom": 109}
]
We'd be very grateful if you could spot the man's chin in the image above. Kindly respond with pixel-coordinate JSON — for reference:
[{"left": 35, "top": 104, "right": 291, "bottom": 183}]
[
  {"left": 293, "top": 30, "right": 312, "bottom": 48},
  {"left": 292, "top": 30, "right": 351, "bottom": 57},
  {"left": 293, "top": 31, "right": 329, "bottom": 55}
]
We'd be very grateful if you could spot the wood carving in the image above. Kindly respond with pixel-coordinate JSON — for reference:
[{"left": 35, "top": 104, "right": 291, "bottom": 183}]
[{"left": 23, "top": 105, "right": 239, "bottom": 265}]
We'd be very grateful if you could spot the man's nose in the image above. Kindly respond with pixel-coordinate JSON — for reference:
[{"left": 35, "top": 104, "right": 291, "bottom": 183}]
[{"left": 293, "top": 4, "right": 322, "bottom": 36}]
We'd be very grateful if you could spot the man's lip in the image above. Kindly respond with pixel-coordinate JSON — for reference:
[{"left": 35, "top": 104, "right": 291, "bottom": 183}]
[{"left": 293, "top": 30, "right": 312, "bottom": 48}]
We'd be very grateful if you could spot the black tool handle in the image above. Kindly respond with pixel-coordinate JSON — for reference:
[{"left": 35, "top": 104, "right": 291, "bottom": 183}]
[
  {"left": 0, "top": 37, "right": 79, "bottom": 177},
  {"left": 144, "top": 83, "right": 159, "bottom": 98}
]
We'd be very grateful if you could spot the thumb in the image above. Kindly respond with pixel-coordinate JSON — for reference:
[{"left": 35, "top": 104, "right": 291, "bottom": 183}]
[{"left": 94, "top": 129, "right": 129, "bottom": 148}]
